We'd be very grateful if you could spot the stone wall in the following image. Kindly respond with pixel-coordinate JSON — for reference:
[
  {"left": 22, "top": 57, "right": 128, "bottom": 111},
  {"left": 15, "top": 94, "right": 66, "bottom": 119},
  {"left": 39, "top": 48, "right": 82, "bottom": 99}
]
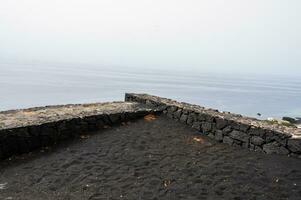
[
  {"left": 125, "top": 93, "right": 301, "bottom": 158},
  {"left": 1, "top": 93, "right": 300, "bottom": 160},
  {"left": 0, "top": 102, "right": 155, "bottom": 160}
]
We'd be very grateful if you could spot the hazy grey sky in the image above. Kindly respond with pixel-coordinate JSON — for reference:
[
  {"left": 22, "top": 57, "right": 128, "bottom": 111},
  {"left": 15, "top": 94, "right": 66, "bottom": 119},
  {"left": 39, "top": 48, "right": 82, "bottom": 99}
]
[{"left": 1, "top": 0, "right": 300, "bottom": 74}]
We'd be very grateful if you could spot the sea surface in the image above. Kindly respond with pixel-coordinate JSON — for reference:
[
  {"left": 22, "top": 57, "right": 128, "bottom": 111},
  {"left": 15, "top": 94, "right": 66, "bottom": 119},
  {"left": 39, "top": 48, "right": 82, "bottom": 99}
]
[{"left": 1, "top": 63, "right": 300, "bottom": 119}]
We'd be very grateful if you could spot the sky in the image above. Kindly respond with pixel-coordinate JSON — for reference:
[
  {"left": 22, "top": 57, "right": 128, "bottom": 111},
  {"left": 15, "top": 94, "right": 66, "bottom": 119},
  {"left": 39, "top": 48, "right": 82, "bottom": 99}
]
[{"left": 0, "top": 0, "right": 300, "bottom": 74}]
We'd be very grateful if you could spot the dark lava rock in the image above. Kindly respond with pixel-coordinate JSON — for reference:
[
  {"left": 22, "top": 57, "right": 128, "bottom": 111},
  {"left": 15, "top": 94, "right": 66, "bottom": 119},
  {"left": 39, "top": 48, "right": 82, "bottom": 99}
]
[
  {"left": 215, "top": 117, "right": 228, "bottom": 129},
  {"left": 180, "top": 114, "right": 188, "bottom": 123},
  {"left": 262, "top": 142, "right": 289, "bottom": 155},
  {"left": 215, "top": 130, "right": 223, "bottom": 142},
  {"left": 201, "top": 122, "right": 212, "bottom": 132},
  {"left": 250, "top": 136, "right": 265, "bottom": 146},
  {"left": 192, "top": 122, "right": 201, "bottom": 131},
  {"left": 288, "top": 139, "right": 301, "bottom": 153},
  {"left": 282, "top": 117, "right": 297, "bottom": 124},
  {"left": 229, "top": 130, "right": 249, "bottom": 143},
  {"left": 223, "top": 136, "right": 234, "bottom": 145}
]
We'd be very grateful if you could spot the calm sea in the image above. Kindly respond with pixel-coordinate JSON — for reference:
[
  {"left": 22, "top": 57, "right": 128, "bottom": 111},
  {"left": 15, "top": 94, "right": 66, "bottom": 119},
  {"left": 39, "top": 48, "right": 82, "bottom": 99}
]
[{"left": 1, "top": 63, "right": 300, "bottom": 119}]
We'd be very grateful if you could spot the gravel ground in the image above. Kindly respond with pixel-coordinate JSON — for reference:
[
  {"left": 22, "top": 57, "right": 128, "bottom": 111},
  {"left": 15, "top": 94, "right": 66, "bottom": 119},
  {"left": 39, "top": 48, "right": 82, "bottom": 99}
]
[{"left": 1, "top": 115, "right": 301, "bottom": 200}]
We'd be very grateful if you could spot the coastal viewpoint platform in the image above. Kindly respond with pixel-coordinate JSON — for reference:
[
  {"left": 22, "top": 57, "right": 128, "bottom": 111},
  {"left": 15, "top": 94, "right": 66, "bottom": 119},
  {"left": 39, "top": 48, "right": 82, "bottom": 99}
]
[
  {"left": 1, "top": 115, "right": 301, "bottom": 199},
  {"left": 1, "top": 94, "right": 301, "bottom": 199}
]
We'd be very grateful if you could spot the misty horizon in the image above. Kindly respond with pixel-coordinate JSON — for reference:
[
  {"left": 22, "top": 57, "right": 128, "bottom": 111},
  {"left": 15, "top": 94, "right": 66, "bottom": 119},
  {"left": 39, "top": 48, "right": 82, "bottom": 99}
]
[
  {"left": 1, "top": 0, "right": 301, "bottom": 118},
  {"left": 1, "top": 0, "right": 300, "bottom": 75}
]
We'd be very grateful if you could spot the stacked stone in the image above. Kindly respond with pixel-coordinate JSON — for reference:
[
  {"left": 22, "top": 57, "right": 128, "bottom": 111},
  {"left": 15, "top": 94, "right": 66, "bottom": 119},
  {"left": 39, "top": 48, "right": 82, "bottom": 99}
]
[
  {"left": 125, "top": 93, "right": 301, "bottom": 158},
  {"left": 0, "top": 102, "right": 153, "bottom": 160}
]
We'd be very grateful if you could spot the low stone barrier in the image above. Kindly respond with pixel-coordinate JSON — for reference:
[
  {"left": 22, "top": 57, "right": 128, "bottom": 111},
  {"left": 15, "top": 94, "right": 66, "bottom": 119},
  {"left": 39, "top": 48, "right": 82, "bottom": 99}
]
[
  {"left": 0, "top": 102, "right": 155, "bottom": 160},
  {"left": 125, "top": 93, "right": 301, "bottom": 158},
  {"left": 2, "top": 93, "right": 300, "bottom": 160}
]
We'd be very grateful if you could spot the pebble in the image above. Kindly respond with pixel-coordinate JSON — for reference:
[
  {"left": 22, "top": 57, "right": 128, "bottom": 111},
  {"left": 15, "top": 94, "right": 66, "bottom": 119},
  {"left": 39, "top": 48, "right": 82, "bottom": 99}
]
[{"left": 0, "top": 183, "right": 8, "bottom": 190}]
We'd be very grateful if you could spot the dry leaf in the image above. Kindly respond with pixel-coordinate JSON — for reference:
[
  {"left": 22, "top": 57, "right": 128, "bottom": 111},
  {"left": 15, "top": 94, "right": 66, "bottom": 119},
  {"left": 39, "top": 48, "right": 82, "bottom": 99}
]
[
  {"left": 163, "top": 180, "right": 171, "bottom": 187},
  {"left": 193, "top": 137, "right": 204, "bottom": 144},
  {"left": 144, "top": 114, "right": 156, "bottom": 122},
  {"left": 80, "top": 135, "right": 90, "bottom": 139}
]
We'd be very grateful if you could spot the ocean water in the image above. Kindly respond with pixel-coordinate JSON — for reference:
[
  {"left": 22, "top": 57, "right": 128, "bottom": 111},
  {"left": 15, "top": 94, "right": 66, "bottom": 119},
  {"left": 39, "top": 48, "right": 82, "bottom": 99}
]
[{"left": 1, "top": 63, "right": 300, "bottom": 119}]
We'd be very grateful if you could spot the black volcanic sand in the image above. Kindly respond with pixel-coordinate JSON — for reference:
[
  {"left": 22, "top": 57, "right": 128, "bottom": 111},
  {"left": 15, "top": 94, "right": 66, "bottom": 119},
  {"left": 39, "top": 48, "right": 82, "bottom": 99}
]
[{"left": 1, "top": 115, "right": 301, "bottom": 200}]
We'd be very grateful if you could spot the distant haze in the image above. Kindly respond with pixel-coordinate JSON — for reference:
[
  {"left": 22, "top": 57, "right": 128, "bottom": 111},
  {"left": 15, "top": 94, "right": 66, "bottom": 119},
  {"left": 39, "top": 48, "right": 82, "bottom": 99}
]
[{"left": 0, "top": 0, "right": 301, "bottom": 74}]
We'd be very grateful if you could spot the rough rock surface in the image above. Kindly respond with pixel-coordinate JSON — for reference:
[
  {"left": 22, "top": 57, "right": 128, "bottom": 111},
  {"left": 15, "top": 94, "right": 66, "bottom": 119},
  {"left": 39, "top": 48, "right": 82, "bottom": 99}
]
[
  {"left": 0, "top": 101, "right": 154, "bottom": 160},
  {"left": 263, "top": 142, "right": 290, "bottom": 155},
  {"left": 125, "top": 93, "right": 301, "bottom": 157},
  {"left": 0, "top": 102, "right": 153, "bottom": 130},
  {"left": 1, "top": 93, "right": 301, "bottom": 159},
  {"left": 250, "top": 136, "right": 265, "bottom": 146},
  {"left": 229, "top": 130, "right": 249, "bottom": 143},
  {"left": 288, "top": 139, "right": 301, "bottom": 153}
]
